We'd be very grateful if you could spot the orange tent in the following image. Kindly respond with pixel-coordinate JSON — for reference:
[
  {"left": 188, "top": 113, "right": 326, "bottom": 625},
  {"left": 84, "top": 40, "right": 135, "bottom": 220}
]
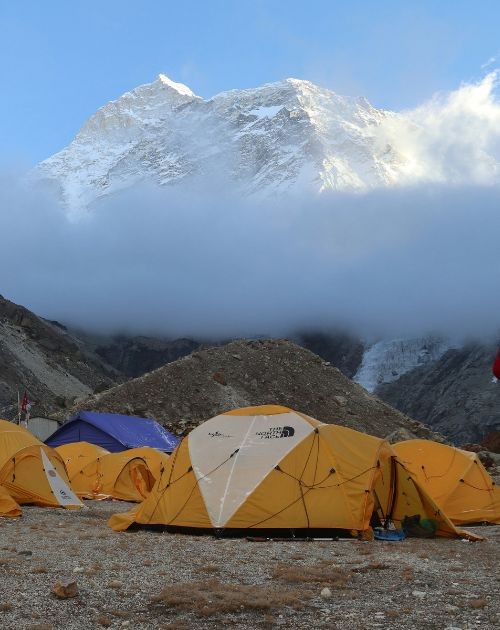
[
  {"left": 109, "top": 406, "right": 476, "bottom": 539},
  {"left": 123, "top": 447, "right": 170, "bottom": 482},
  {"left": 0, "top": 485, "right": 21, "bottom": 518},
  {"left": 71, "top": 450, "right": 157, "bottom": 501},
  {"left": 0, "top": 420, "right": 82, "bottom": 510},
  {"left": 56, "top": 441, "right": 110, "bottom": 479},
  {"left": 394, "top": 439, "right": 500, "bottom": 525}
]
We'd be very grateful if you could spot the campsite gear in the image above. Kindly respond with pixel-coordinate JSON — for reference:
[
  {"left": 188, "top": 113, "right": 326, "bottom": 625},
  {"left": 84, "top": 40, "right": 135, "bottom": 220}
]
[
  {"left": 45, "top": 411, "right": 179, "bottom": 453},
  {"left": 401, "top": 515, "right": 437, "bottom": 538},
  {"left": 70, "top": 450, "right": 157, "bottom": 501},
  {"left": 493, "top": 347, "right": 500, "bottom": 380},
  {"left": 373, "top": 528, "right": 406, "bottom": 541},
  {"left": 56, "top": 441, "right": 110, "bottom": 479},
  {"left": 0, "top": 419, "right": 82, "bottom": 510},
  {"left": 108, "top": 405, "right": 477, "bottom": 539},
  {"left": 394, "top": 439, "right": 500, "bottom": 525}
]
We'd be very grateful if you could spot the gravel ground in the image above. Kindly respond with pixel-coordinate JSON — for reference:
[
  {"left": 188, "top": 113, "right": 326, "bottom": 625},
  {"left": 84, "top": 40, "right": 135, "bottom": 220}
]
[{"left": 0, "top": 502, "right": 498, "bottom": 630}]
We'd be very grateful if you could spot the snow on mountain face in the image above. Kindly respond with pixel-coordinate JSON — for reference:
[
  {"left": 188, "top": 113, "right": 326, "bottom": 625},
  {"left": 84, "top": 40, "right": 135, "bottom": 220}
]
[
  {"left": 36, "top": 75, "right": 405, "bottom": 212},
  {"left": 353, "top": 337, "right": 455, "bottom": 392}
]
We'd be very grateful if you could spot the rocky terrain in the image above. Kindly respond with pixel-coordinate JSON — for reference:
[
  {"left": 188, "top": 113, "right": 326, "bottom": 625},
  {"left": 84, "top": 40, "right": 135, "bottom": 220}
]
[
  {"left": 61, "top": 339, "right": 441, "bottom": 441},
  {"left": 376, "top": 343, "right": 500, "bottom": 444},
  {"left": 86, "top": 330, "right": 362, "bottom": 382},
  {"left": 0, "top": 295, "right": 118, "bottom": 420},
  {"left": 0, "top": 502, "right": 498, "bottom": 629}
]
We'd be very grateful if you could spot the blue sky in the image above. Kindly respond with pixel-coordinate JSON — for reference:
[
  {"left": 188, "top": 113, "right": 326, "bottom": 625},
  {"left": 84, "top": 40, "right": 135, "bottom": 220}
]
[{"left": 1, "top": 0, "right": 499, "bottom": 165}]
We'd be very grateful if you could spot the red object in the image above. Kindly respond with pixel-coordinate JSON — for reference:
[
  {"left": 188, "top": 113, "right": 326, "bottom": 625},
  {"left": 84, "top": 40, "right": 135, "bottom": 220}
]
[
  {"left": 492, "top": 348, "right": 500, "bottom": 379},
  {"left": 20, "top": 392, "right": 29, "bottom": 413}
]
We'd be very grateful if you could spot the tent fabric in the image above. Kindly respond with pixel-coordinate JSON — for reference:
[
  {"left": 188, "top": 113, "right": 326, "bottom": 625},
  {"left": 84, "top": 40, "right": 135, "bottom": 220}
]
[
  {"left": 0, "top": 419, "right": 82, "bottom": 510},
  {"left": 393, "top": 439, "right": 500, "bottom": 525},
  {"left": 56, "top": 442, "right": 110, "bottom": 480},
  {"left": 71, "top": 451, "right": 157, "bottom": 501},
  {"left": 0, "top": 485, "right": 21, "bottom": 518},
  {"left": 108, "top": 406, "right": 475, "bottom": 538},
  {"left": 45, "top": 411, "right": 179, "bottom": 453},
  {"left": 122, "top": 447, "right": 170, "bottom": 482}
]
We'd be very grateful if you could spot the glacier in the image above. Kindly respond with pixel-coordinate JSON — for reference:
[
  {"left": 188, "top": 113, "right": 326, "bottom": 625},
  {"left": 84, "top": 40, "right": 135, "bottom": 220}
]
[{"left": 353, "top": 337, "right": 456, "bottom": 392}]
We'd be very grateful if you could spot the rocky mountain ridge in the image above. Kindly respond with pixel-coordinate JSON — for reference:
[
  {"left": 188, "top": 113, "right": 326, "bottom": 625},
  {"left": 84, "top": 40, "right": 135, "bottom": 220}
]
[
  {"left": 0, "top": 295, "right": 118, "bottom": 419},
  {"left": 60, "top": 338, "right": 442, "bottom": 442},
  {"left": 376, "top": 343, "right": 500, "bottom": 444}
]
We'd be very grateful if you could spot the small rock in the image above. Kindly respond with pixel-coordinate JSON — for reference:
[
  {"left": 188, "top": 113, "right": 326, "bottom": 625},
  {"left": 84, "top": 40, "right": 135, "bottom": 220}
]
[
  {"left": 121, "top": 622, "right": 130, "bottom": 627},
  {"left": 320, "top": 587, "right": 332, "bottom": 598},
  {"left": 445, "top": 604, "right": 459, "bottom": 612},
  {"left": 52, "top": 580, "right": 78, "bottom": 599},
  {"left": 412, "top": 590, "right": 427, "bottom": 598},
  {"left": 107, "top": 580, "right": 123, "bottom": 589},
  {"left": 18, "top": 550, "right": 32, "bottom": 556},
  {"left": 212, "top": 371, "right": 227, "bottom": 386},
  {"left": 73, "top": 567, "right": 85, "bottom": 573}
]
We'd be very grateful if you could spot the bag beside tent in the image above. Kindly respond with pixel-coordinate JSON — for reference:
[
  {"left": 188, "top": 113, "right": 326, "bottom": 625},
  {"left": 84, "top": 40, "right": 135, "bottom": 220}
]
[
  {"left": 109, "top": 405, "right": 476, "bottom": 539},
  {"left": 393, "top": 439, "right": 500, "bottom": 525}
]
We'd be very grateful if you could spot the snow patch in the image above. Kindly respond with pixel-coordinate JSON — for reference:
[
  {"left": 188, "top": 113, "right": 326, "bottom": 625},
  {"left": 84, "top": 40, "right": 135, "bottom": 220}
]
[
  {"left": 157, "top": 74, "right": 196, "bottom": 97},
  {"left": 248, "top": 105, "right": 283, "bottom": 119}
]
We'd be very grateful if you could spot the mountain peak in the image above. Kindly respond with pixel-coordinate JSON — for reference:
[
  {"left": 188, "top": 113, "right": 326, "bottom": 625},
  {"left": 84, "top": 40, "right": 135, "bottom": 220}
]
[
  {"left": 157, "top": 74, "right": 196, "bottom": 98},
  {"left": 37, "top": 74, "right": 405, "bottom": 211}
]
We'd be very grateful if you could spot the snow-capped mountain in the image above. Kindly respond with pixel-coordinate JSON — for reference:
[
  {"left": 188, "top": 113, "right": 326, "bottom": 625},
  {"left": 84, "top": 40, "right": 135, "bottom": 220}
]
[{"left": 37, "top": 74, "right": 405, "bottom": 210}]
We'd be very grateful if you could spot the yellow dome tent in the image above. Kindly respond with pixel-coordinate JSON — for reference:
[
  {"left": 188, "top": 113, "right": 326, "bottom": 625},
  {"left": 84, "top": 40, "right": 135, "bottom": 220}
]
[
  {"left": 71, "top": 450, "right": 157, "bottom": 501},
  {"left": 109, "top": 406, "right": 474, "bottom": 539},
  {"left": 393, "top": 439, "right": 500, "bottom": 525},
  {"left": 56, "top": 441, "right": 110, "bottom": 479},
  {"left": 0, "top": 419, "right": 82, "bottom": 510}
]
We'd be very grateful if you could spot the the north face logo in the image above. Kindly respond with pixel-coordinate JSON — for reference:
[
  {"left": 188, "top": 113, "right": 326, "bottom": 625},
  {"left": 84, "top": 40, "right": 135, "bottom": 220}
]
[{"left": 255, "top": 426, "right": 295, "bottom": 439}]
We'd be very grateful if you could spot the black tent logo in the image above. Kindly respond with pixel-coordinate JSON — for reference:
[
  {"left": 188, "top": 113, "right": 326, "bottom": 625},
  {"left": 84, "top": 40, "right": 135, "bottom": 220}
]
[
  {"left": 256, "top": 426, "right": 295, "bottom": 439},
  {"left": 208, "top": 431, "right": 233, "bottom": 438}
]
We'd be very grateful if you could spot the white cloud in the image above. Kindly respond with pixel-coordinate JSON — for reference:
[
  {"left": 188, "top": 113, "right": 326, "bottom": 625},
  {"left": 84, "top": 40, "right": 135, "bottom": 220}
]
[{"left": 379, "top": 72, "right": 500, "bottom": 186}]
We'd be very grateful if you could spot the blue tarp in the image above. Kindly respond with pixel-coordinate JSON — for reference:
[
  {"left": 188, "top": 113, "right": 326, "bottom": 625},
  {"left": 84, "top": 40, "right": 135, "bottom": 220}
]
[{"left": 45, "top": 411, "right": 179, "bottom": 453}]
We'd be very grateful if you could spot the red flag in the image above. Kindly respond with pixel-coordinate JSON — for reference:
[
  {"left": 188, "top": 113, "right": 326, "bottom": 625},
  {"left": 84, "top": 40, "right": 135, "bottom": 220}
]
[
  {"left": 21, "top": 392, "right": 29, "bottom": 413},
  {"left": 493, "top": 348, "right": 500, "bottom": 380}
]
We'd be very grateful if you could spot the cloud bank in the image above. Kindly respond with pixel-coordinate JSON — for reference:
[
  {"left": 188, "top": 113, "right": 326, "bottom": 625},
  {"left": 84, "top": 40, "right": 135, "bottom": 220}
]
[
  {"left": 1, "top": 75, "right": 500, "bottom": 340},
  {"left": 381, "top": 72, "right": 500, "bottom": 187}
]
